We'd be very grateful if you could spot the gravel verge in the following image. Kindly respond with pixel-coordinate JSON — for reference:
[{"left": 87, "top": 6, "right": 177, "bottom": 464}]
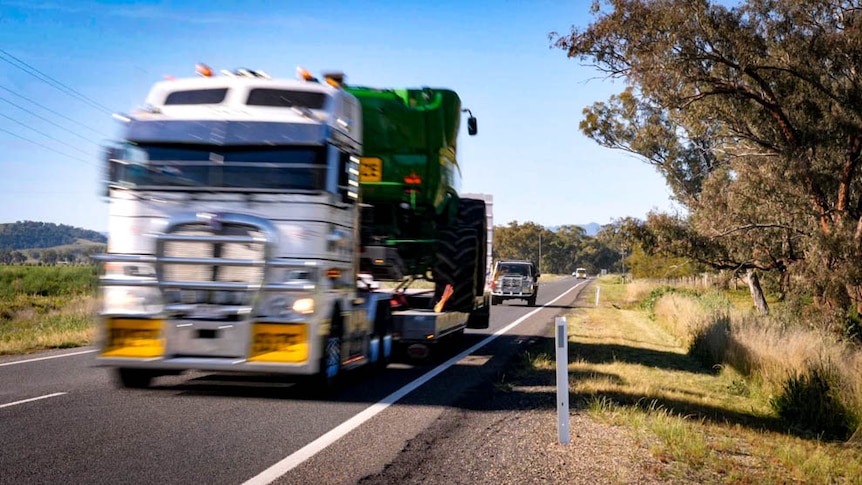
[{"left": 358, "top": 336, "right": 681, "bottom": 485}]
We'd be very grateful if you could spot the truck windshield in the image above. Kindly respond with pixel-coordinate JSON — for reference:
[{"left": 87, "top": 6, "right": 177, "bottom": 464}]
[
  {"left": 108, "top": 144, "right": 327, "bottom": 191},
  {"left": 498, "top": 264, "right": 529, "bottom": 276}
]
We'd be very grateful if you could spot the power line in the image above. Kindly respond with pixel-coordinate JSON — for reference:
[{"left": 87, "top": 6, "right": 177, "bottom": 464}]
[
  {"left": 0, "top": 84, "right": 110, "bottom": 138},
  {"left": 0, "top": 125, "right": 96, "bottom": 167},
  {"left": 0, "top": 111, "right": 93, "bottom": 158},
  {"left": 0, "top": 95, "right": 101, "bottom": 147},
  {"left": 0, "top": 48, "right": 114, "bottom": 115}
]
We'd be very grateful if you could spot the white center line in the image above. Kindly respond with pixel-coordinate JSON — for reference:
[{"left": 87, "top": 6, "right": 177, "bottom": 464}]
[
  {"left": 0, "top": 392, "right": 68, "bottom": 409},
  {"left": 0, "top": 349, "right": 97, "bottom": 367},
  {"left": 243, "top": 281, "right": 586, "bottom": 485}
]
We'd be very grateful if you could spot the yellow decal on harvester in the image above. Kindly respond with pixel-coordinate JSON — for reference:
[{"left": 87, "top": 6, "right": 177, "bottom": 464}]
[
  {"left": 249, "top": 323, "right": 309, "bottom": 363},
  {"left": 102, "top": 318, "right": 165, "bottom": 358},
  {"left": 359, "top": 157, "right": 382, "bottom": 182}
]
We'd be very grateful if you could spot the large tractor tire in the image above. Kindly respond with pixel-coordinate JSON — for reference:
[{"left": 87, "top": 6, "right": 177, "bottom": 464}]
[
  {"left": 433, "top": 226, "right": 478, "bottom": 312},
  {"left": 433, "top": 198, "right": 487, "bottom": 313},
  {"left": 458, "top": 198, "right": 488, "bottom": 297}
]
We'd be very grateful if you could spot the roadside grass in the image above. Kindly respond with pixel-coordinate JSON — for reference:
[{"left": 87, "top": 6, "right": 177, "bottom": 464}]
[
  {"left": 0, "top": 266, "right": 98, "bottom": 355},
  {"left": 522, "top": 275, "right": 862, "bottom": 484},
  {"left": 0, "top": 295, "right": 97, "bottom": 354}
]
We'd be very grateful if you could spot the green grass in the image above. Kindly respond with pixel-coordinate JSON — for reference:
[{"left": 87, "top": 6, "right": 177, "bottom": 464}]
[{"left": 0, "top": 265, "right": 98, "bottom": 298}]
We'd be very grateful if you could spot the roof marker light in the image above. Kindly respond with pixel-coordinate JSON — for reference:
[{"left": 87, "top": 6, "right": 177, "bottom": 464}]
[
  {"left": 296, "top": 66, "right": 317, "bottom": 82},
  {"left": 195, "top": 63, "right": 213, "bottom": 77},
  {"left": 323, "top": 72, "right": 345, "bottom": 88}
]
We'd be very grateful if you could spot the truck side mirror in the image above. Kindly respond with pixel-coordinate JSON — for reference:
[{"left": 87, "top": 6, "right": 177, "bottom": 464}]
[
  {"left": 103, "top": 146, "right": 123, "bottom": 196},
  {"left": 467, "top": 116, "right": 477, "bottom": 136}
]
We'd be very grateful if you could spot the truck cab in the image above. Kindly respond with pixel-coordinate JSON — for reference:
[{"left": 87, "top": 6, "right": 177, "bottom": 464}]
[{"left": 96, "top": 65, "right": 391, "bottom": 390}]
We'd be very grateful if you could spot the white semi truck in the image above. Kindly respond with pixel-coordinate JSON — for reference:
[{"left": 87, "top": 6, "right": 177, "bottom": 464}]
[{"left": 95, "top": 65, "right": 491, "bottom": 390}]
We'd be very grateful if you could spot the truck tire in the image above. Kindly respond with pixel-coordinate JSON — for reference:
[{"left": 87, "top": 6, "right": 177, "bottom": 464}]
[
  {"left": 491, "top": 296, "right": 501, "bottom": 305},
  {"left": 433, "top": 226, "right": 478, "bottom": 312},
  {"left": 527, "top": 294, "right": 537, "bottom": 307},
  {"left": 116, "top": 368, "right": 156, "bottom": 389},
  {"left": 307, "top": 312, "right": 343, "bottom": 396}
]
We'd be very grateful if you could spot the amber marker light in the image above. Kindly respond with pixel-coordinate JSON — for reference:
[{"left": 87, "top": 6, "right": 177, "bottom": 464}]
[{"left": 195, "top": 63, "right": 213, "bottom": 77}]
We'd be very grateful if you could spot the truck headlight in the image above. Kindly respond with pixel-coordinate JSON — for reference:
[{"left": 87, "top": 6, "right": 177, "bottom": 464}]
[
  {"left": 258, "top": 293, "right": 314, "bottom": 318},
  {"left": 102, "top": 286, "right": 164, "bottom": 315},
  {"left": 292, "top": 297, "right": 314, "bottom": 314}
]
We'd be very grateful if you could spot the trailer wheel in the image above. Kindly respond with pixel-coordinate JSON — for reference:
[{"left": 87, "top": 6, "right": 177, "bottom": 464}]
[
  {"left": 467, "top": 300, "right": 490, "bottom": 329},
  {"left": 116, "top": 368, "right": 156, "bottom": 389},
  {"left": 372, "top": 299, "right": 393, "bottom": 372}
]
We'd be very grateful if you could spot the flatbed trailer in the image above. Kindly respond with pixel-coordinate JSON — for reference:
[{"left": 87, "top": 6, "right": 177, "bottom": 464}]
[{"left": 367, "top": 288, "right": 470, "bottom": 359}]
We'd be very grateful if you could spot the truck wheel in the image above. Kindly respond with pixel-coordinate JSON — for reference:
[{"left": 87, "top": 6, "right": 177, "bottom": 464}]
[
  {"left": 527, "top": 295, "right": 537, "bottom": 307},
  {"left": 433, "top": 226, "right": 478, "bottom": 312},
  {"left": 372, "top": 300, "right": 393, "bottom": 372},
  {"left": 491, "top": 296, "right": 501, "bottom": 305},
  {"left": 307, "top": 315, "right": 343, "bottom": 396},
  {"left": 116, "top": 368, "right": 156, "bottom": 389}
]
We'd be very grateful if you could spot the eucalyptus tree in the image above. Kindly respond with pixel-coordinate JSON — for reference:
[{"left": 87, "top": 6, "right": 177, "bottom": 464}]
[{"left": 553, "top": 0, "right": 862, "bottom": 324}]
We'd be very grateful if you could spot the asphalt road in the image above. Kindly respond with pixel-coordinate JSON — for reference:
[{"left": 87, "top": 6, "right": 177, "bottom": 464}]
[{"left": 0, "top": 277, "right": 591, "bottom": 485}]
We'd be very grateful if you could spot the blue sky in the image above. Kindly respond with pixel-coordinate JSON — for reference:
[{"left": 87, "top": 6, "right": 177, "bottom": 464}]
[{"left": 0, "top": 0, "right": 677, "bottom": 233}]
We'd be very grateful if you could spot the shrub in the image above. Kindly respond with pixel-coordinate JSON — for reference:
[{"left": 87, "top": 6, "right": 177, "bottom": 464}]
[
  {"left": 689, "top": 315, "right": 730, "bottom": 370},
  {"left": 770, "top": 362, "right": 860, "bottom": 441}
]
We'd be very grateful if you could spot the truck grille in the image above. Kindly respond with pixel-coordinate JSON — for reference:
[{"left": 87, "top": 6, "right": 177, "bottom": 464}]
[
  {"left": 158, "top": 221, "right": 267, "bottom": 306},
  {"left": 500, "top": 276, "right": 526, "bottom": 293}
]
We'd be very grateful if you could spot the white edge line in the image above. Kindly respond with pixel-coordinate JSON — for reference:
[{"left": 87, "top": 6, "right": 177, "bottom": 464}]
[
  {"left": 243, "top": 280, "right": 587, "bottom": 485},
  {"left": 0, "top": 392, "right": 68, "bottom": 409},
  {"left": 0, "top": 349, "right": 98, "bottom": 367}
]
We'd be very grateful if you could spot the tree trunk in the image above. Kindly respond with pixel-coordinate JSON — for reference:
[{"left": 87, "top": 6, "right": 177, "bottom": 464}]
[{"left": 747, "top": 269, "right": 769, "bottom": 315}]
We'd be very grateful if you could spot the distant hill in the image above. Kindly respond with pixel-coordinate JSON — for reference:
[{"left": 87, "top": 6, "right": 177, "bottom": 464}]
[
  {"left": 545, "top": 223, "right": 602, "bottom": 236},
  {"left": 0, "top": 221, "right": 106, "bottom": 250},
  {"left": 579, "top": 223, "right": 602, "bottom": 236}
]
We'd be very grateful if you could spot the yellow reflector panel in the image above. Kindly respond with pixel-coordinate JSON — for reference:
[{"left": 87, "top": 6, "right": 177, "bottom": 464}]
[
  {"left": 102, "top": 318, "right": 165, "bottom": 358},
  {"left": 249, "top": 323, "right": 308, "bottom": 363}
]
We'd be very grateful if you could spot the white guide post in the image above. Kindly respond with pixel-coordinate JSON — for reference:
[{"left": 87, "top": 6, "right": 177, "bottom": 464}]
[{"left": 555, "top": 316, "right": 570, "bottom": 444}]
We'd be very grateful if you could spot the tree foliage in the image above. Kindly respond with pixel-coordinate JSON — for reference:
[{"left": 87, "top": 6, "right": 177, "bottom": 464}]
[
  {"left": 493, "top": 221, "right": 612, "bottom": 274},
  {"left": 552, "top": 0, "right": 862, "bottom": 328}
]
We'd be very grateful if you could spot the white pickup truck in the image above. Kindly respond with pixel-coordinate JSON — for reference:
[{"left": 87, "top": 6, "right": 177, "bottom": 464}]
[{"left": 489, "top": 260, "right": 539, "bottom": 307}]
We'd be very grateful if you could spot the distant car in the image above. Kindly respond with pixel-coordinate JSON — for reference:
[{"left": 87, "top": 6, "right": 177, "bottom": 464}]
[{"left": 573, "top": 268, "right": 588, "bottom": 279}]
